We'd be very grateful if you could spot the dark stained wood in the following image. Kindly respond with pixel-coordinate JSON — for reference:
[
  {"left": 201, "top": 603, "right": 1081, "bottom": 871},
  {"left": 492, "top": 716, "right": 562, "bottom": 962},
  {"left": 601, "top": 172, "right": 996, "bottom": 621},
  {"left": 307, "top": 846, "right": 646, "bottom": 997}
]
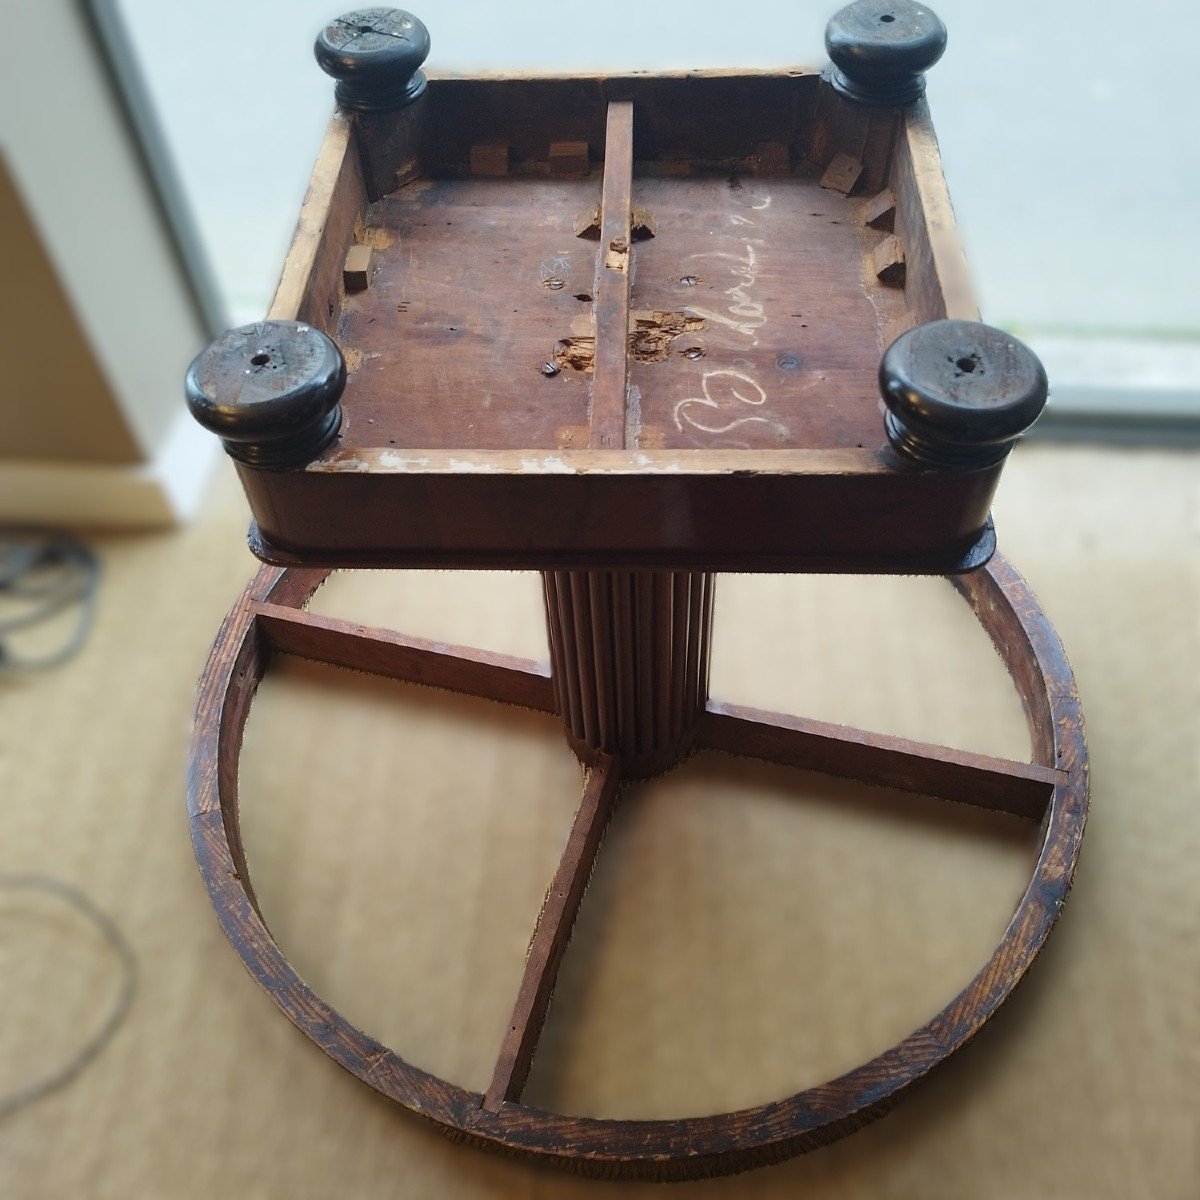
[
  {"left": 423, "top": 71, "right": 820, "bottom": 175},
  {"left": 188, "top": 553, "right": 1088, "bottom": 1179},
  {"left": 627, "top": 175, "right": 905, "bottom": 451},
  {"left": 544, "top": 569, "right": 712, "bottom": 778},
  {"left": 252, "top": 601, "right": 555, "bottom": 712},
  {"left": 483, "top": 754, "right": 621, "bottom": 1110},
  {"left": 185, "top": 55, "right": 1087, "bottom": 1184},
  {"left": 333, "top": 176, "right": 595, "bottom": 451},
  {"left": 234, "top": 74, "right": 1001, "bottom": 577},
  {"left": 353, "top": 102, "right": 427, "bottom": 200},
  {"left": 700, "top": 701, "right": 1062, "bottom": 819},
  {"left": 239, "top": 454, "right": 1002, "bottom": 574},
  {"left": 589, "top": 102, "right": 634, "bottom": 450}
]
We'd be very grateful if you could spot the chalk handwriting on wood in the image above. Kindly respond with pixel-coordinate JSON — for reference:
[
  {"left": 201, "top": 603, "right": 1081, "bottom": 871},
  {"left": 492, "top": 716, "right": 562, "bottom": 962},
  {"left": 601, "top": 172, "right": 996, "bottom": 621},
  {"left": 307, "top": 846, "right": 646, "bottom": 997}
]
[{"left": 674, "top": 368, "right": 790, "bottom": 445}]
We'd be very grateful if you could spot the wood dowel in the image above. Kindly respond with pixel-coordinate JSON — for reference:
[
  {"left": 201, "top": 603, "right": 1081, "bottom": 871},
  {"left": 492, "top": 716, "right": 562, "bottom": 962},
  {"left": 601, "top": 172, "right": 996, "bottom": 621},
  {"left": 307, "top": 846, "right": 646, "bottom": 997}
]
[
  {"left": 251, "top": 602, "right": 554, "bottom": 711},
  {"left": 483, "top": 754, "right": 621, "bottom": 1110},
  {"left": 589, "top": 100, "right": 634, "bottom": 449},
  {"left": 699, "top": 701, "right": 1062, "bottom": 820}
]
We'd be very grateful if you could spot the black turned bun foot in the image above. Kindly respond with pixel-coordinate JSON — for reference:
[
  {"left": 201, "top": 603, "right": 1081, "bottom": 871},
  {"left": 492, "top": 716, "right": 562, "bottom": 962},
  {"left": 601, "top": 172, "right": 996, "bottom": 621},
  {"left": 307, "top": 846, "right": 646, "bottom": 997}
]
[
  {"left": 315, "top": 8, "right": 431, "bottom": 113},
  {"left": 880, "top": 320, "right": 1048, "bottom": 469},
  {"left": 185, "top": 321, "right": 346, "bottom": 469},
  {"left": 825, "top": 0, "right": 947, "bottom": 106}
]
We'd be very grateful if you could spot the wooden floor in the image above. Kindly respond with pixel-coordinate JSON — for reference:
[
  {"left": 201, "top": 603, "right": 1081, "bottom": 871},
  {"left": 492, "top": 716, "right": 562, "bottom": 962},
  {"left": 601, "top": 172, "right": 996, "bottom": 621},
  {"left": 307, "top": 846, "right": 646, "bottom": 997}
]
[{"left": 0, "top": 444, "right": 1195, "bottom": 1197}]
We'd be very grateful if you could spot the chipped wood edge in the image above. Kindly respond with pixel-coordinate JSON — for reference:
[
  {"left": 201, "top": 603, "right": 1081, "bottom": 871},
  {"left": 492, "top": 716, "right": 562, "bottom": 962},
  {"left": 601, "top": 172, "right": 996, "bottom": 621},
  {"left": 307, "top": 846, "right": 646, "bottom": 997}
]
[{"left": 310, "top": 447, "right": 890, "bottom": 476}]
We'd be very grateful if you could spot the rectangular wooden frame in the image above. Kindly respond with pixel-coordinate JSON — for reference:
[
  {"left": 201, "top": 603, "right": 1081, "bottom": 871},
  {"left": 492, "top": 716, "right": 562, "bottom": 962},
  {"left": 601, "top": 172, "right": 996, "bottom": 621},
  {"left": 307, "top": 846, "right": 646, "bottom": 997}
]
[{"left": 241, "top": 71, "right": 994, "bottom": 573}]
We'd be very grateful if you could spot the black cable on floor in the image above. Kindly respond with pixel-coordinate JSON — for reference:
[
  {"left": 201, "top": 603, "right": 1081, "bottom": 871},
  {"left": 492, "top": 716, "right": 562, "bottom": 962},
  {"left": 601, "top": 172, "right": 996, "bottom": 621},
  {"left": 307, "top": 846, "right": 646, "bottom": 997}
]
[
  {"left": 0, "top": 528, "right": 100, "bottom": 674},
  {"left": 0, "top": 874, "right": 137, "bottom": 1118}
]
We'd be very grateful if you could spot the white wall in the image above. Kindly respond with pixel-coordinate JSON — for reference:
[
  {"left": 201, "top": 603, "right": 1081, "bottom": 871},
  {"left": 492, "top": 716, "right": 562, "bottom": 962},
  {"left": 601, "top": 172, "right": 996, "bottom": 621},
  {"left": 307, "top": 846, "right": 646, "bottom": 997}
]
[{"left": 0, "top": 0, "right": 209, "bottom": 459}]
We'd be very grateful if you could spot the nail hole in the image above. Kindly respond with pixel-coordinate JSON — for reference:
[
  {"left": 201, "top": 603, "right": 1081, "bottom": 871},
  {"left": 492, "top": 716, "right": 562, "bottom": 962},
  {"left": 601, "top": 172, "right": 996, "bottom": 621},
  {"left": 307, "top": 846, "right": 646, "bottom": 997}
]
[
  {"left": 250, "top": 353, "right": 270, "bottom": 366},
  {"left": 951, "top": 353, "right": 981, "bottom": 374},
  {"left": 880, "top": 13, "right": 896, "bottom": 22},
  {"left": 573, "top": 293, "right": 593, "bottom": 302}
]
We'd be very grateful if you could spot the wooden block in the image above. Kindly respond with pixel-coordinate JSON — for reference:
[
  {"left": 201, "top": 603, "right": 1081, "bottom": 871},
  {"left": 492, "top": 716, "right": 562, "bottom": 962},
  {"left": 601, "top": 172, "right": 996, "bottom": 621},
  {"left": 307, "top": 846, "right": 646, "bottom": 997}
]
[
  {"left": 753, "top": 141, "right": 791, "bottom": 175},
  {"left": 872, "top": 235, "right": 907, "bottom": 286},
  {"left": 863, "top": 188, "right": 897, "bottom": 231},
  {"left": 631, "top": 204, "right": 656, "bottom": 241},
  {"left": 549, "top": 140, "right": 590, "bottom": 178},
  {"left": 573, "top": 204, "right": 601, "bottom": 240},
  {"left": 820, "top": 152, "right": 864, "bottom": 195},
  {"left": 343, "top": 244, "right": 373, "bottom": 293},
  {"left": 469, "top": 140, "right": 510, "bottom": 177}
]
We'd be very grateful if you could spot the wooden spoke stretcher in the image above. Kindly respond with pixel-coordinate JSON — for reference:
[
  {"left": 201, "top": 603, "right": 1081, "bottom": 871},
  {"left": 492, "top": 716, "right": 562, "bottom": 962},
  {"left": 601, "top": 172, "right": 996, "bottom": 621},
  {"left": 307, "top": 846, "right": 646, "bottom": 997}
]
[{"left": 185, "top": 2, "right": 1088, "bottom": 1179}]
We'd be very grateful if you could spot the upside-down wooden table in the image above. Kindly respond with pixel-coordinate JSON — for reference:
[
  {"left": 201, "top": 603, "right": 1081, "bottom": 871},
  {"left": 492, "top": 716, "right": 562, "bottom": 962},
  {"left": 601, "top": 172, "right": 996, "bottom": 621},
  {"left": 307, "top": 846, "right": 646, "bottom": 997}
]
[{"left": 184, "top": 1, "right": 1088, "bottom": 1180}]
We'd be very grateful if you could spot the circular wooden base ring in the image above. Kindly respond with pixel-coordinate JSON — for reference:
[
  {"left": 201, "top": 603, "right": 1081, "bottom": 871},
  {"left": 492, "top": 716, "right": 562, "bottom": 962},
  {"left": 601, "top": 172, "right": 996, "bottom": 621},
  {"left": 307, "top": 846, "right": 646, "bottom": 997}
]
[{"left": 188, "top": 554, "right": 1087, "bottom": 1180}]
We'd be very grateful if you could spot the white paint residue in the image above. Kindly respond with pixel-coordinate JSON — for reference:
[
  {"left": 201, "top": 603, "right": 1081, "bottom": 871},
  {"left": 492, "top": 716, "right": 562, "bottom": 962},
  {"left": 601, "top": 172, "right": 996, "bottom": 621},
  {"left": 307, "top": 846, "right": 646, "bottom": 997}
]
[
  {"left": 375, "top": 451, "right": 431, "bottom": 470},
  {"left": 520, "top": 456, "right": 574, "bottom": 474}
]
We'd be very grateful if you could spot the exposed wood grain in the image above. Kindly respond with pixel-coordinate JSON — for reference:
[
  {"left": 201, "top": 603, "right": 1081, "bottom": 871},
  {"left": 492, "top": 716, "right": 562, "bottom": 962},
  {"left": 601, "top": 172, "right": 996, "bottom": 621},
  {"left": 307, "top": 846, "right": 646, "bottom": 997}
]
[
  {"left": 820, "top": 151, "right": 864, "bottom": 194},
  {"left": 590, "top": 102, "right": 634, "bottom": 449},
  {"left": 251, "top": 602, "right": 554, "bottom": 712},
  {"left": 268, "top": 112, "right": 363, "bottom": 330},
  {"left": 334, "top": 176, "right": 594, "bottom": 450},
  {"left": 469, "top": 140, "right": 510, "bottom": 176},
  {"left": 544, "top": 569, "right": 712, "bottom": 777},
  {"left": 626, "top": 175, "right": 904, "bottom": 451},
  {"left": 342, "top": 243, "right": 372, "bottom": 292},
  {"left": 863, "top": 187, "right": 897, "bottom": 231},
  {"left": 700, "top": 701, "right": 1062, "bottom": 819},
  {"left": 483, "top": 754, "right": 621, "bottom": 1110},
  {"left": 189, "top": 554, "right": 1088, "bottom": 1179},
  {"left": 891, "top": 102, "right": 978, "bottom": 324},
  {"left": 549, "top": 140, "right": 590, "bottom": 178},
  {"left": 872, "top": 234, "right": 906, "bottom": 286}
]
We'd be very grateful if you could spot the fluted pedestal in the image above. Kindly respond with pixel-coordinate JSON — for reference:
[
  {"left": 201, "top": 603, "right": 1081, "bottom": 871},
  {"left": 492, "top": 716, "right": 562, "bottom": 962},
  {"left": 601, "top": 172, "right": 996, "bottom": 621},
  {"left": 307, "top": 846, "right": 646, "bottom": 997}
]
[{"left": 542, "top": 570, "right": 714, "bottom": 778}]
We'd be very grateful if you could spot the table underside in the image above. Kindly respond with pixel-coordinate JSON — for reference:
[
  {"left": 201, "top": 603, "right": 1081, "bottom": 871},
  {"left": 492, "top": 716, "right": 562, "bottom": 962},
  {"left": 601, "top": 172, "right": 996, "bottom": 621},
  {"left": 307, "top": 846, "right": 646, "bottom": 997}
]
[{"left": 334, "top": 172, "right": 904, "bottom": 453}]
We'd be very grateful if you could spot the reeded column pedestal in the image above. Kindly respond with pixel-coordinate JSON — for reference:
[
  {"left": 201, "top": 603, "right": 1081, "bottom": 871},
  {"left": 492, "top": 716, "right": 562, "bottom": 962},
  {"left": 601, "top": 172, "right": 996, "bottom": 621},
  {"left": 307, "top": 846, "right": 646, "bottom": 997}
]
[{"left": 542, "top": 569, "right": 714, "bottom": 778}]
